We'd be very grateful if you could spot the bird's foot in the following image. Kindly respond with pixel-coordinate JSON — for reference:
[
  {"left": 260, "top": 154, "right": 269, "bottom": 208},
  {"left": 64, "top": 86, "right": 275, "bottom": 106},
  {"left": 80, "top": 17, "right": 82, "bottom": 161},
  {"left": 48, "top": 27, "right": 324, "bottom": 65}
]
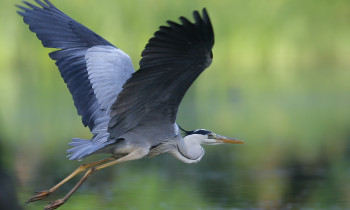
[
  {"left": 26, "top": 190, "right": 51, "bottom": 203},
  {"left": 44, "top": 199, "right": 65, "bottom": 210}
]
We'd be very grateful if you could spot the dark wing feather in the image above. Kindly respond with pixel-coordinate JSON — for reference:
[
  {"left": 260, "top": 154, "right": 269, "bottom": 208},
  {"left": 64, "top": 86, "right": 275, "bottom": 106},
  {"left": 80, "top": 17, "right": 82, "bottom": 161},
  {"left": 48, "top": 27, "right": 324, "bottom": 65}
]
[{"left": 108, "top": 9, "right": 214, "bottom": 139}]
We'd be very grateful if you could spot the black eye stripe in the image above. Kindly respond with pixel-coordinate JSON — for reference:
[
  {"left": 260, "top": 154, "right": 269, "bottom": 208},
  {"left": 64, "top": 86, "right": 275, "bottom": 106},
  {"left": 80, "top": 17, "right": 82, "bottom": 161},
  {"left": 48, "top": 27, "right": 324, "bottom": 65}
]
[
  {"left": 180, "top": 127, "right": 211, "bottom": 136},
  {"left": 192, "top": 129, "right": 211, "bottom": 135}
]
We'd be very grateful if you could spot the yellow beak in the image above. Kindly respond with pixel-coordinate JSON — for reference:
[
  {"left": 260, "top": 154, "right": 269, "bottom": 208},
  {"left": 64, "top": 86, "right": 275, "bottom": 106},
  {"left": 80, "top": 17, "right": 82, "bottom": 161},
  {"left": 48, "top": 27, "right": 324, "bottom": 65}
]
[{"left": 215, "top": 135, "right": 245, "bottom": 144}]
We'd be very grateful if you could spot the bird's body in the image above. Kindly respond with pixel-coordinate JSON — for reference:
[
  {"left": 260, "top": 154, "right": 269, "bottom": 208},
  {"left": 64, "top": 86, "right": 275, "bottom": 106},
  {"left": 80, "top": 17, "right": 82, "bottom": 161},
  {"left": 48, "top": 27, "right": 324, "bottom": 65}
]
[
  {"left": 102, "top": 123, "right": 181, "bottom": 160},
  {"left": 18, "top": 0, "right": 244, "bottom": 209},
  {"left": 96, "top": 122, "right": 205, "bottom": 164}
]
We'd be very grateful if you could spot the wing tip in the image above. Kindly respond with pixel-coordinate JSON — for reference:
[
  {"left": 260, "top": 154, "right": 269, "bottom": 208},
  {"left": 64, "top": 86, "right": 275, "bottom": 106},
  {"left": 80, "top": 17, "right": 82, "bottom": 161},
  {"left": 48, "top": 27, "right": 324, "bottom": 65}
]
[
  {"left": 201, "top": 8, "right": 210, "bottom": 23},
  {"left": 16, "top": 0, "right": 55, "bottom": 17},
  {"left": 191, "top": 8, "right": 210, "bottom": 23},
  {"left": 140, "top": 7, "right": 214, "bottom": 66}
]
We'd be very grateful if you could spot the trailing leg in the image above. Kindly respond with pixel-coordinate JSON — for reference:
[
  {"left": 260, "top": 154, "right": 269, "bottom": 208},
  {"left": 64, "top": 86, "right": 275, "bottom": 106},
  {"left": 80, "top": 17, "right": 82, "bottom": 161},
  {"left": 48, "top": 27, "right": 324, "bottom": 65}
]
[
  {"left": 26, "top": 156, "right": 115, "bottom": 203},
  {"left": 44, "top": 148, "right": 149, "bottom": 210}
]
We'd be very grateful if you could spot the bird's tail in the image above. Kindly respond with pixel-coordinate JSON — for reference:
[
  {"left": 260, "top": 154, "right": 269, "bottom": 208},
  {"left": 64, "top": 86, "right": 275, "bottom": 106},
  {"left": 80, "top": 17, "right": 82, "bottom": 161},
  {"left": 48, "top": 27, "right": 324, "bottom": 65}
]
[{"left": 67, "top": 138, "right": 107, "bottom": 160}]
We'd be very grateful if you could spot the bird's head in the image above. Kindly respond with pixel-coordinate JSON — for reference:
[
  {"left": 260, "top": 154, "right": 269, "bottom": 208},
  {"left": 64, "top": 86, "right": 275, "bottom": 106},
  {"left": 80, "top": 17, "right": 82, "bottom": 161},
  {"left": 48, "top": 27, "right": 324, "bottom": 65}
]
[{"left": 181, "top": 128, "right": 244, "bottom": 145}]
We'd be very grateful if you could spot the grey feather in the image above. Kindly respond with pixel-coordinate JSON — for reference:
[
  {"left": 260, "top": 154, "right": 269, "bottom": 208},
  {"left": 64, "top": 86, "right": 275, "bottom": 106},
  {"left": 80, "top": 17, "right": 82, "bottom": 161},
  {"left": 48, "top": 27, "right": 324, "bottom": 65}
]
[
  {"left": 86, "top": 46, "right": 134, "bottom": 110},
  {"left": 108, "top": 9, "right": 214, "bottom": 140},
  {"left": 18, "top": 1, "right": 216, "bottom": 161},
  {"left": 17, "top": 0, "right": 135, "bottom": 160}
]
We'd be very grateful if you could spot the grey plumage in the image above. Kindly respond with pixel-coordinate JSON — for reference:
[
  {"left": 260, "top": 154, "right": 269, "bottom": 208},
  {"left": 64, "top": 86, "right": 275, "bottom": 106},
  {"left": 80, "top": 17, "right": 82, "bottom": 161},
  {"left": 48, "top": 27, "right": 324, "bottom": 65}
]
[
  {"left": 108, "top": 9, "right": 214, "bottom": 140},
  {"left": 18, "top": 0, "right": 135, "bottom": 159},
  {"left": 18, "top": 0, "right": 214, "bottom": 160},
  {"left": 19, "top": 1, "right": 244, "bottom": 209}
]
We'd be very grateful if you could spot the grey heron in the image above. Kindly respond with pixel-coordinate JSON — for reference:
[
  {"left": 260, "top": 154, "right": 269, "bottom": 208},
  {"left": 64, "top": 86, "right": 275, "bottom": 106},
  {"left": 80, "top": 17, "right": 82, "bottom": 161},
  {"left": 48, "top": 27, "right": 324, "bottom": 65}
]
[{"left": 17, "top": 0, "right": 244, "bottom": 209}]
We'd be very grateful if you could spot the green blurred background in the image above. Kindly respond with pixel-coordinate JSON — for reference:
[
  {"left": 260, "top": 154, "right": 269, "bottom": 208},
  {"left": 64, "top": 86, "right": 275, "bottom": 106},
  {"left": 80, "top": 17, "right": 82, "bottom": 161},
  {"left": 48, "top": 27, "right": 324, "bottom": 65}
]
[{"left": 1, "top": 0, "right": 350, "bottom": 209}]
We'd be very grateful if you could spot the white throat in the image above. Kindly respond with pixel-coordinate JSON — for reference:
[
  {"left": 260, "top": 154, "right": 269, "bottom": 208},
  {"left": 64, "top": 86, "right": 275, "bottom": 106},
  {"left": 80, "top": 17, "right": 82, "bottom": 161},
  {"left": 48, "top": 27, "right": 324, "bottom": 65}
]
[{"left": 171, "top": 134, "right": 205, "bottom": 164}]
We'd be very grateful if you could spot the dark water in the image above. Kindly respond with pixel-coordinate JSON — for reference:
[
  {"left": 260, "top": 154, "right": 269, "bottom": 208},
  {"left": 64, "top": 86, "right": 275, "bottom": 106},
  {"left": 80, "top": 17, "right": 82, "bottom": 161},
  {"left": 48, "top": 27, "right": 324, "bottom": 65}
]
[{"left": 10, "top": 152, "right": 350, "bottom": 210}]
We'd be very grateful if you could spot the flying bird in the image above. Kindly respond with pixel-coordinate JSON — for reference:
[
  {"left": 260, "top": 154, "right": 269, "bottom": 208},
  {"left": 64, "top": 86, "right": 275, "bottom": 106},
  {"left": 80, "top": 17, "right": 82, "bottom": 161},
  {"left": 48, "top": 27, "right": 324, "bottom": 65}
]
[{"left": 17, "top": 0, "right": 244, "bottom": 209}]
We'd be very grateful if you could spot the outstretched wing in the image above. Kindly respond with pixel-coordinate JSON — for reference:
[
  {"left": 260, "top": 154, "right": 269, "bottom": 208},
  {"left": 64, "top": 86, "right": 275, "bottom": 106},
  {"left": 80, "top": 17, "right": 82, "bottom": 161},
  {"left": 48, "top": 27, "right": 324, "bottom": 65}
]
[
  {"left": 17, "top": 0, "right": 134, "bottom": 133},
  {"left": 108, "top": 9, "right": 214, "bottom": 139}
]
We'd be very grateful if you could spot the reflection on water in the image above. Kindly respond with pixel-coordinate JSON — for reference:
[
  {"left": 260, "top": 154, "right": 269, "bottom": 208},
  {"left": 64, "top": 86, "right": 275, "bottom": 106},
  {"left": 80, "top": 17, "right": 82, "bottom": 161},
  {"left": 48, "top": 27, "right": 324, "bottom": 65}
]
[
  {"left": 13, "top": 152, "right": 350, "bottom": 210},
  {"left": 0, "top": 142, "right": 21, "bottom": 210}
]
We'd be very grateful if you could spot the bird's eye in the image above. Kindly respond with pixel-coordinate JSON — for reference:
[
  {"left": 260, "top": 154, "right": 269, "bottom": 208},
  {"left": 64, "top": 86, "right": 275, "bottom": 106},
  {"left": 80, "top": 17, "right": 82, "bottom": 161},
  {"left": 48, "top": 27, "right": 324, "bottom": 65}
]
[{"left": 207, "top": 133, "right": 214, "bottom": 139}]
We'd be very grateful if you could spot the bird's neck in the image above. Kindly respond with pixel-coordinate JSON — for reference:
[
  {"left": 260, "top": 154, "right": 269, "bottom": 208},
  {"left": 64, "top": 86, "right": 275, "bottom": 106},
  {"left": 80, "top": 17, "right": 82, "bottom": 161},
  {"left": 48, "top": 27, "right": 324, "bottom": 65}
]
[{"left": 171, "top": 136, "right": 205, "bottom": 164}]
